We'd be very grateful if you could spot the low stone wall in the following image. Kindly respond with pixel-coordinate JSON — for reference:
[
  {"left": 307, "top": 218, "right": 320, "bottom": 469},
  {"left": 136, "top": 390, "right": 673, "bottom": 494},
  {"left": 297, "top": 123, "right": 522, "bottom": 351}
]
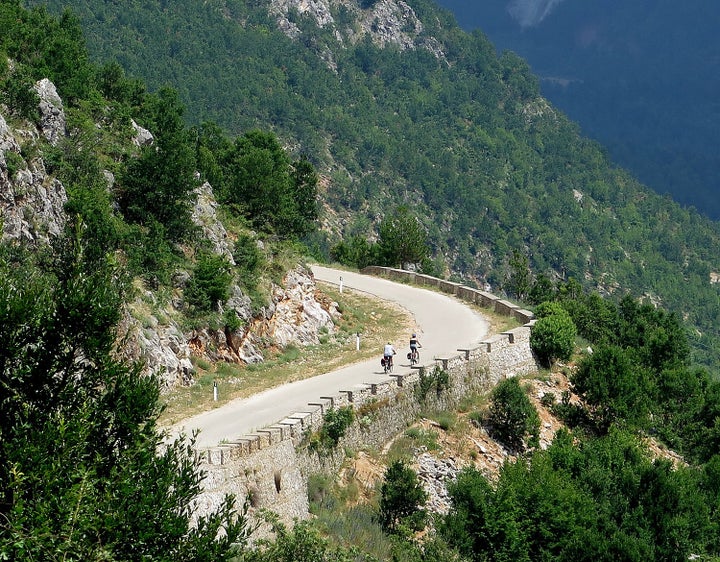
[{"left": 195, "top": 267, "right": 538, "bottom": 529}]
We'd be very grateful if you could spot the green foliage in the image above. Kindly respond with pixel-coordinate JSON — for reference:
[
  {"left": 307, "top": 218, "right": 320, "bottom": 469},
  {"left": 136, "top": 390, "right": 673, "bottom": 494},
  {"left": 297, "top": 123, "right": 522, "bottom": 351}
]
[
  {"left": 379, "top": 460, "right": 428, "bottom": 535},
  {"left": 0, "top": 64, "right": 40, "bottom": 120},
  {"left": 324, "top": 406, "right": 355, "bottom": 445},
  {"left": 443, "top": 429, "right": 717, "bottom": 561},
  {"left": 118, "top": 87, "right": 200, "bottom": 241},
  {"left": 378, "top": 205, "right": 430, "bottom": 269},
  {"left": 0, "top": 232, "right": 250, "bottom": 561},
  {"left": 0, "top": 3, "right": 94, "bottom": 103},
  {"left": 505, "top": 249, "right": 531, "bottom": 301},
  {"left": 416, "top": 366, "right": 450, "bottom": 402},
  {"left": 185, "top": 251, "right": 233, "bottom": 313},
  {"left": 330, "top": 235, "right": 379, "bottom": 270},
  {"left": 530, "top": 306, "right": 577, "bottom": 367},
  {"left": 241, "top": 515, "right": 363, "bottom": 562},
  {"left": 487, "top": 377, "right": 540, "bottom": 452},
  {"left": 309, "top": 406, "right": 355, "bottom": 452},
  {"left": 233, "top": 233, "right": 264, "bottom": 288},
  {"left": 572, "top": 344, "right": 652, "bottom": 432},
  {"left": 216, "top": 130, "right": 319, "bottom": 239},
  {"left": 3, "top": 151, "right": 24, "bottom": 179}
]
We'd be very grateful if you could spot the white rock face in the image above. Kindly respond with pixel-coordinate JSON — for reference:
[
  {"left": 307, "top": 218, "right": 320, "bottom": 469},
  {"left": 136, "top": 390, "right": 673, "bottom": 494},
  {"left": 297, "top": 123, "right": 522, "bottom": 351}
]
[
  {"left": 269, "top": 0, "right": 446, "bottom": 59},
  {"left": 131, "top": 119, "right": 154, "bottom": 147},
  {"left": 269, "top": 266, "right": 336, "bottom": 347},
  {"left": 191, "top": 181, "right": 235, "bottom": 264},
  {"left": 0, "top": 109, "right": 68, "bottom": 244},
  {"left": 34, "top": 78, "right": 66, "bottom": 146}
]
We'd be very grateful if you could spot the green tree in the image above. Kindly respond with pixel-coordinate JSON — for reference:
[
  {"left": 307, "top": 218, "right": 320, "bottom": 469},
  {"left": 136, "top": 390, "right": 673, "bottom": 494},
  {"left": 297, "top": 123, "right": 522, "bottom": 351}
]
[
  {"left": 506, "top": 249, "right": 531, "bottom": 301},
  {"left": 442, "top": 467, "right": 529, "bottom": 562},
  {"left": 119, "top": 87, "right": 199, "bottom": 241},
  {"left": 220, "top": 130, "right": 318, "bottom": 239},
  {"left": 487, "top": 377, "right": 540, "bottom": 452},
  {"left": 572, "top": 344, "right": 652, "bottom": 431},
  {"left": 0, "top": 232, "right": 250, "bottom": 560},
  {"left": 185, "top": 251, "right": 233, "bottom": 313},
  {"left": 379, "top": 460, "right": 428, "bottom": 534},
  {"left": 530, "top": 307, "right": 577, "bottom": 367},
  {"left": 377, "top": 205, "right": 429, "bottom": 269}
]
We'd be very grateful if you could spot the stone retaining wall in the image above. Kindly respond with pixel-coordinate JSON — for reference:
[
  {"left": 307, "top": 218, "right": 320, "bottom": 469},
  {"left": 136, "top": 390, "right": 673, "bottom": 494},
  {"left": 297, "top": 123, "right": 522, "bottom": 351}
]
[{"left": 195, "top": 267, "right": 538, "bottom": 530}]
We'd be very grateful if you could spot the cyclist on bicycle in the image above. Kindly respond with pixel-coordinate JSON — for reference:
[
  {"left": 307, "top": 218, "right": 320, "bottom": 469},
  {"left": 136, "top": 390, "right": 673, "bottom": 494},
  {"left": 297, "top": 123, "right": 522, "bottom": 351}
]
[
  {"left": 383, "top": 342, "right": 396, "bottom": 369},
  {"left": 409, "top": 333, "right": 422, "bottom": 364}
]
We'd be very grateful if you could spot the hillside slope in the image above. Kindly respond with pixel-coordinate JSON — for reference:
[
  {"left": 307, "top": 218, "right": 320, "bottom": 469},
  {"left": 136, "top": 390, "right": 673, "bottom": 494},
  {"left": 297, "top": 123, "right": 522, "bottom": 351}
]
[{"left": 25, "top": 0, "right": 720, "bottom": 369}]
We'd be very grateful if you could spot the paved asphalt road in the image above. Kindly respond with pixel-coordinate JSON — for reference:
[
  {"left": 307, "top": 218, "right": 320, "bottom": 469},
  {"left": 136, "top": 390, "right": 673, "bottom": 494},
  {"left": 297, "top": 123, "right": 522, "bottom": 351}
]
[{"left": 167, "top": 265, "right": 490, "bottom": 448}]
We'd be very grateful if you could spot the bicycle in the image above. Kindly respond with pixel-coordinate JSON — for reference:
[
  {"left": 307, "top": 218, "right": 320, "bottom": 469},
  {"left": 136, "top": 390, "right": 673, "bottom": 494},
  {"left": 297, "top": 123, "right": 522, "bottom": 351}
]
[
  {"left": 382, "top": 355, "right": 394, "bottom": 374},
  {"left": 409, "top": 347, "right": 420, "bottom": 366}
]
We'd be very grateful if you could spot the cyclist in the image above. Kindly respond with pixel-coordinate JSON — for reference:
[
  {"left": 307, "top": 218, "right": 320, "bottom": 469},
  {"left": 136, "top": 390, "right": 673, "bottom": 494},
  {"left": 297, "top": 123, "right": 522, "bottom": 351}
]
[
  {"left": 383, "top": 342, "right": 397, "bottom": 371},
  {"left": 409, "top": 333, "right": 422, "bottom": 364}
]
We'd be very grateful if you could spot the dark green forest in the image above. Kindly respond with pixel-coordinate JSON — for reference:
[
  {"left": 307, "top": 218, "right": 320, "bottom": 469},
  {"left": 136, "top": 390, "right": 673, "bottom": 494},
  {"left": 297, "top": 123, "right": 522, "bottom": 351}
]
[
  {"left": 26, "top": 0, "right": 720, "bottom": 370},
  {"left": 4, "top": 1, "right": 720, "bottom": 560}
]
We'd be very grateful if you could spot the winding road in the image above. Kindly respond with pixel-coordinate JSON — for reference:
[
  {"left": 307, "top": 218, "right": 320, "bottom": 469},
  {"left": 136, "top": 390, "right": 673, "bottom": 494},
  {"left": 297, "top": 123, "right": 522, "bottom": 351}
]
[{"left": 168, "top": 266, "right": 490, "bottom": 448}]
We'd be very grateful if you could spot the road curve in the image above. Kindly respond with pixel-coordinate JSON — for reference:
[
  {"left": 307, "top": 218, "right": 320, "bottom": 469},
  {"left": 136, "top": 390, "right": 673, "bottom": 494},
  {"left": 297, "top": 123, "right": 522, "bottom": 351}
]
[{"left": 168, "top": 265, "right": 490, "bottom": 448}]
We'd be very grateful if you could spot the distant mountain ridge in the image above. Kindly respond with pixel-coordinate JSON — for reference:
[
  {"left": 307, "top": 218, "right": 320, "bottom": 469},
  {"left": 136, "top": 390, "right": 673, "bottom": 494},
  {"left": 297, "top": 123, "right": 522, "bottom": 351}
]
[{"left": 436, "top": 0, "right": 720, "bottom": 220}]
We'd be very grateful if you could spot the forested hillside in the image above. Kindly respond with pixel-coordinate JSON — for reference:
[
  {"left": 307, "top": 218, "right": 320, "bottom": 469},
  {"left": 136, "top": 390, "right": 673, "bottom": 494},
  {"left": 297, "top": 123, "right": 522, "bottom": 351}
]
[
  {"left": 26, "top": 0, "right": 720, "bottom": 370},
  {"left": 436, "top": 0, "right": 720, "bottom": 220}
]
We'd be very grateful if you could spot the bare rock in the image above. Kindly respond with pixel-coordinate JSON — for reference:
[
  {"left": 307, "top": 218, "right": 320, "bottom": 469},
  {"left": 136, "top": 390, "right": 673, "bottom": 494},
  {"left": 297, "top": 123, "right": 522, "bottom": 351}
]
[
  {"left": 34, "top": 78, "right": 66, "bottom": 146},
  {"left": 191, "top": 181, "right": 235, "bottom": 263},
  {"left": 131, "top": 119, "right": 154, "bottom": 147}
]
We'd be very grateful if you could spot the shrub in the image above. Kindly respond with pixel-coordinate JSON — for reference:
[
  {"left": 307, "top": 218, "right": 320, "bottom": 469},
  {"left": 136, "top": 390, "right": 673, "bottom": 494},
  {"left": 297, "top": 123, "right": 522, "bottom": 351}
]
[
  {"left": 487, "top": 377, "right": 540, "bottom": 452},
  {"left": 379, "top": 460, "right": 428, "bottom": 534},
  {"left": 530, "top": 309, "right": 577, "bottom": 367},
  {"left": 416, "top": 366, "right": 450, "bottom": 402},
  {"left": 185, "top": 252, "right": 232, "bottom": 312},
  {"left": 323, "top": 406, "right": 354, "bottom": 445}
]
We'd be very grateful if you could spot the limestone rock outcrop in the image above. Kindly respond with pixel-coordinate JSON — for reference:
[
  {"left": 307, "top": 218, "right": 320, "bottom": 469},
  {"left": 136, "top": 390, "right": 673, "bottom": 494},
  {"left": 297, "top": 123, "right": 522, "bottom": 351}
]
[
  {"left": 0, "top": 96, "right": 68, "bottom": 244},
  {"left": 269, "top": 0, "right": 446, "bottom": 61}
]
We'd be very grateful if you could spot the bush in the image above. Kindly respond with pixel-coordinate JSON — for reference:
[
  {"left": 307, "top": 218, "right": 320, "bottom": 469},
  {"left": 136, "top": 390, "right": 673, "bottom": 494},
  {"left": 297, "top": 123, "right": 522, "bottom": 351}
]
[
  {"left": 487, "top": 377, "right": 540, "bottom": 452},
  {"left": 572, "top": 344, "right": 651, "bottom": 431},
  {"left": 530, "top": 309, "right": 577, "bottom": 367},
  {"left": 379, "top": 460, "right": 428, "bottom": 534},
  {"left": 185, "top": 252, "right": 232, "bottom": 312},
  {"left": 416, "top": 366, "right": 450, "bottom": 402}
]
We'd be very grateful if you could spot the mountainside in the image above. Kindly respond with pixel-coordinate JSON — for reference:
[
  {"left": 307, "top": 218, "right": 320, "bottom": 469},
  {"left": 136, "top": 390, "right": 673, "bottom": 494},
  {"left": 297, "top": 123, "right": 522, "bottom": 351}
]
[
  {"left": 435, "top": 0, "right": 720, "bottom": 220},
  {"left": 9, "top": 5, "right": 720, "bottom": 560},
  {"left": 26, "top": 0, "right": 720, "bottom": 369}
]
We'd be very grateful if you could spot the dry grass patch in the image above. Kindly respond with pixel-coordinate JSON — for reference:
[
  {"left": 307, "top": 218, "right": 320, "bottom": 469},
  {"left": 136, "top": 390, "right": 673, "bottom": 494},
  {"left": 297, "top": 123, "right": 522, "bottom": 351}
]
[{"left": 159, "top": 283, "right": 413, "bottom": 426}]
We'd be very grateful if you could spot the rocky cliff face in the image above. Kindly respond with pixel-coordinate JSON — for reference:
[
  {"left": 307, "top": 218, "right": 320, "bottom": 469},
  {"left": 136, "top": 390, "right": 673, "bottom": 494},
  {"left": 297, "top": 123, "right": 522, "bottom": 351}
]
[
  {"left": 268, "top": 0, "right": 447, "bottom": 66},
  {"left": 0, "top": 74, "right": 338, "bottom": 390}
]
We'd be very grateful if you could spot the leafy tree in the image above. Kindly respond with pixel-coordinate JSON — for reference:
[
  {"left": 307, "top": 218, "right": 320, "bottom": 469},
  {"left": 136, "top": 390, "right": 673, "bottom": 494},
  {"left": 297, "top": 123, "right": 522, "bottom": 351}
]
[
  {"left": 379, "top": 460, "right": 428, "bottom": 534},
  {"left": 486, "top": 377, "right": 540, "bottom": 452},
  {"left": 527, "top": 274, "right": 556, "bottom": 305},
  {"left": 442, "top": 467, "right": 529, "bottom": 562},
  {"left": 0, "top": 231, "right": 249, "bottom": 560},
  {"left": 290, "top": 155, "right": 320, "bottom": 237},
  {"left": 377, "top": 205, "right": 429, "bottom": 269},
  {"left": 618, "top": 295, "right": 690, "bottom": 372},
  {"left": 505, "top": 249, "right": 531, "bottom": 301},
  {"left": 530, "top": 307, "right": 577, "bottom": 367},
  {"left": 118, "top": 87, "right": 200, "bottom": 241},
  {"left": 219, "top": 130, "right": 318, "bottom": 239},
  {"left": 572, "top": 344, "right": 652, "bottom": 431},
  {"left": 330, "top": 235, "right": 378, "bottom": 270},
  {"left": 185, "top": 251, "right": 233, "bottom": 313}
]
